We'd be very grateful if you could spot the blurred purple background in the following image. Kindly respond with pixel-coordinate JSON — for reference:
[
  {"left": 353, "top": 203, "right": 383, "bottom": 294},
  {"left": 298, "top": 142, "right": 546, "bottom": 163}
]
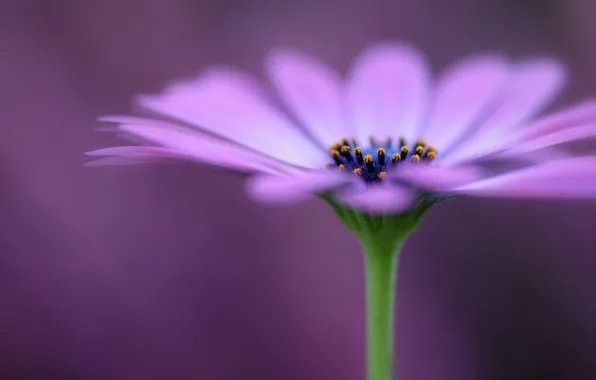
[{"left": 2, "top": 0, "right": 596, "bottom": 379}]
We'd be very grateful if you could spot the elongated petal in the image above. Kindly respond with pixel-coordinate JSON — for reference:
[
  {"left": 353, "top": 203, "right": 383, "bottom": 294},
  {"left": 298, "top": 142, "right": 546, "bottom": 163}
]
[
  {"left": 513, "top": 99, "right": 596, "bottom": 141},
  {"left": 336, "top": 185, "right": 413, "bottom": 213},
  {"left": 85, "top": 145, "right": 193, "bottom": 166},
  {"left": 346, "top": 43, "right": 430, "bottom": 145},
  {"left": 454, "top": 156, "right": 596, "bottom": 198},
  {"left": 246, "top": 170, "right": 355, "bottom": 204},
  {"left": 266, "top": 50, "right": 347, "bottom": 148},
  {"left": 100, "top": 118, "right": 301, "bottom": 175},
  {"left": 506, "top": 124, "right": 596, "bottom": 154},
  {"left": 392, "top": 164, "right": 484, "bottom": 191},
  {"left": 442, "top": 59, "right": 566, "bottom": 164},
  {"left": 136, "top": 69, "right": 327, "bottom": 167},
  {"left": 422, "top": 55, "right": 510, "bottom": 151}
]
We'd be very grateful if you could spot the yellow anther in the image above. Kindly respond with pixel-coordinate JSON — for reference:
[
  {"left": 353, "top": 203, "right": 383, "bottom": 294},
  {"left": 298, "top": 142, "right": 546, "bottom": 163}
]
[
  {"left": 400, "top": 146, "right": 409, "bottom": 153},
  {"left": 391, "top": 153, "right": 401, "bottom": 162},
  {"left": 341, "top": 145, "right": 351, "bottom": 154},
  {"left": 426, "top": 151, "right": 437, "bottom": 160},
  {"left": 330, "top": 149, "right": 340, "bottom": 157},
  {"left": 353, "top": 147, "right": 363, "bottom": 155},
  {"left": 378, "top": 171, "right": 388, "bottom": 180},
  {"left": 364, "top": 154, "right": 374, "bottom": 164},
  {"left": 377, "top": 148, "right": 386, "bottom": 156},
  {"left": 415, "top": 139, "right": 427, "bottom": 147},
  {"left": 426, "top": 146, "right": 436, "bottom": 154},
  {"left": 411, "top": 154, "right": 421, "bottom": 163},
  {"left": 338, "top": 164, "right": 346, "bottom": 171},
  {"left": 353, "top": 168, "right": 362, "bottom": 176},
  {"left": 330, "top": 142, "right": 342, "bottom": 150},
  {"left": 415, "top": 145, "right": 424, "bottom": 155}
]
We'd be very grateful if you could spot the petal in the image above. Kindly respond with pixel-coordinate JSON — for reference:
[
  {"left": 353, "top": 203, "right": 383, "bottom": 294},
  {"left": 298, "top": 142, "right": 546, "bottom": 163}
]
[
  {"left": 422, "top": 55, "right": 510, "bottom": 151},
  {"left": 346, "top": 43, "right": 431, "bottom": 145},
  {"left": 454, "top": 156, "right": 596, "bottom": 198},
  {"left": 266, "top": 49, "right": 348, "bottom": 148},
  {"left": 336, "top": 185, "right": 413, "bottom": 213},
  {"left": 513, "top": 99, "right": 596, "bottom": 142},
  {"left": 442, "top": 59, "right": 567, "bottom": 164},
  {"left": 506, "top": 124, "right": 596, "bottom": 154},
  {"left": 392, "top": 164, "right": 484, "bottom": 191},
  {"left": 136, "top": 68, "right": 327, "bottom": 167},
  {"left": 246, "top": 170, "right": 355, "bottom": 205},
  {"left": 101, "top": 118, "right": 301, "bottom": 175}
]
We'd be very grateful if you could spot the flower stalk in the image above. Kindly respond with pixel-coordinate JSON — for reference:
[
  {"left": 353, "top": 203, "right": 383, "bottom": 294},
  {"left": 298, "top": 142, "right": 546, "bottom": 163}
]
[
  {"left": 322, "top": 194, "right": 440, "bottom": 380},
  {"left": 362, "top": 239, "right": 401, "bottom": 380}
]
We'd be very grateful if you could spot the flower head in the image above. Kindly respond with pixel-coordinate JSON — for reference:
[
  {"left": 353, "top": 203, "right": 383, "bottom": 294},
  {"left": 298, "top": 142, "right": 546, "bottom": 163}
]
[{"left": 87, "top": 42, "right": 596, "bottom": 214}]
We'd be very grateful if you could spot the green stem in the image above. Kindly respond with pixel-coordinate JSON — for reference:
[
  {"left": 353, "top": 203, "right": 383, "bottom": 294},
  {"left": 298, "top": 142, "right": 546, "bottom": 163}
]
[{"left": 363, "top": 240, "right": 402, "bottom": 380}]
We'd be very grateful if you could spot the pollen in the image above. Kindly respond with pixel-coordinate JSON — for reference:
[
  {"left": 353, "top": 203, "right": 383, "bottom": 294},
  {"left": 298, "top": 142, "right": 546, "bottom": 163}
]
[{"left": 326, "top": 136, "right": 438, "bottom": 183}]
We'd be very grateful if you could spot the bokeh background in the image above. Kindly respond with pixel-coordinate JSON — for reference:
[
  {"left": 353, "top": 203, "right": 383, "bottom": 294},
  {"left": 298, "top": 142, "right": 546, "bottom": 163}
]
[{"left": 2, "top": 0, "right": 596, "bottom": 379}]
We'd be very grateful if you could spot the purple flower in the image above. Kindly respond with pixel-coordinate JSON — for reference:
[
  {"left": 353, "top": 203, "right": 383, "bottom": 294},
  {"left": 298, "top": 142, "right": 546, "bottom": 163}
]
[{"left": 87, "top": 42, "right": 596, "bottom": 213}]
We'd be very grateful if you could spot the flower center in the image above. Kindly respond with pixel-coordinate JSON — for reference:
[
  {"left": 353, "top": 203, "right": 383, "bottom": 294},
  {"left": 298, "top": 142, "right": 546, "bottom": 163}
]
[{"left": 325, "top": 137, "right": 437, "bottom": 183}]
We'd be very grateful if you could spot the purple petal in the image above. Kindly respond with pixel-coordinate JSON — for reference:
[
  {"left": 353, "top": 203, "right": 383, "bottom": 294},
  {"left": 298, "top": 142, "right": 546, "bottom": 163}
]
[
  {"left": 246, "top": 170, "right": 355, "bottom": 205},
  {"left": 392, "top": 164, "right": 484, "bottom": 191},
  {"left": 266, "top": 49, "right": 348, "bottom": 147},
  {"left": 454, "top": 156, "right": 596, "bottom": 198},
  {"left": 506, "top": 124, "right": 596, "bottom": 154},
  {"left": 336, "top": 185, "right": 413, "bottom": 213},
  {"left": 514, "top": 99, "right": 596, "bottom": 141},
  {"left": 99, "top": 119, "right": 302, "bottom": 175},
  {"left": 346, "top": 43, "right": 430, "bottom": 145},
  {"left": 422, "top": 55, "right": 510, "bottom": 151},
  {"left": 135, "top": 68, "right": 327, "bottom": 167},
  {"left": 442, "top": 59, "right": 566, "bottom": 164}
]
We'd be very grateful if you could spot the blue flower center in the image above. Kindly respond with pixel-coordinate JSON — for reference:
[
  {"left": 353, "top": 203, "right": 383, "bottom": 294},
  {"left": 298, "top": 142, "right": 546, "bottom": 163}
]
[{"left": 326, "top": 137, "right": 437, "bottom": 183}]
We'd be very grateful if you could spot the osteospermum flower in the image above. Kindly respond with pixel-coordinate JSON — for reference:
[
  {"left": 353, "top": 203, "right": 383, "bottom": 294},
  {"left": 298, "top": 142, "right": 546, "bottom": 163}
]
[
  {"left": 87, "top": 43, "right": 596, "bottom": 214},
  {"left": 86, "top": 42, "right": 596, "bottom": 380}
]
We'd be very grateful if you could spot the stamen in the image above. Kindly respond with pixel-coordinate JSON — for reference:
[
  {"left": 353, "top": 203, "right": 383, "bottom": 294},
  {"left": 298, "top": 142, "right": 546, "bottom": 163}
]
[
  {"left": 425, "top": 151, "right": 436, "bottom": 161},
  {"left": 377, "top": 148, "right": 386, "bottom": 166},
  {"left": 354, "top": 147, "right": 364, "bottom": 166},
  {"left": 325, "top": 136, "right": 437, "bottom": 184},
  {"left": 330, "top": 149, "right": 343, "bottom": 166},
  {"left": 340, "top": 145, "right": 354, "bottom": 162},
  {"left": 400, "top": 146, "right": 409, "bottom": 160},
  {"left": 364, "top": 154, "right": 375, "bottom": 172}
]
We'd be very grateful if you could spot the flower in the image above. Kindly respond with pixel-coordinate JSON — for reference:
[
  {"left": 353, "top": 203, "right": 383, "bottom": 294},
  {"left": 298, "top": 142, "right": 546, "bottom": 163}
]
[{"left": 86, "top": 42, "right": 596, "bottom": 213}]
